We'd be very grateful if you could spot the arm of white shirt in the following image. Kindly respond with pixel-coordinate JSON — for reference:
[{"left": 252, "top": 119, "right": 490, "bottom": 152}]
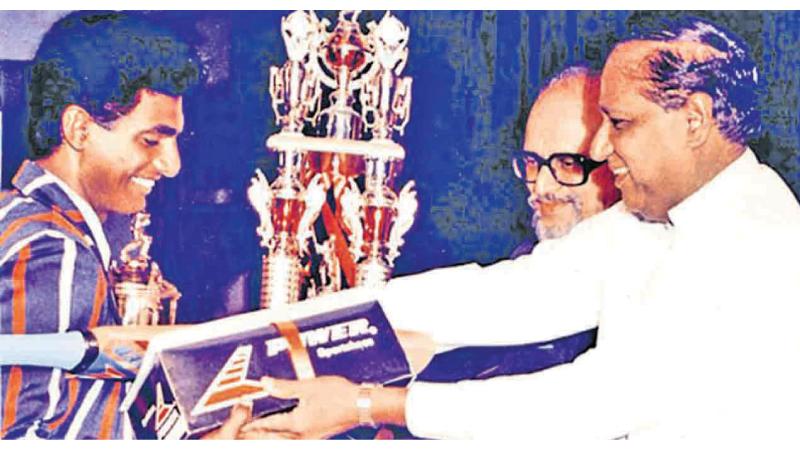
[
  {"left": 404, "top": 346, "right": 649, "bottom": 439},
  {"left": 379, "top": 227, "right": 606, "bottom": 348},
  {"left": 0, "top": 332, "right": 84, "bottom": 369}
]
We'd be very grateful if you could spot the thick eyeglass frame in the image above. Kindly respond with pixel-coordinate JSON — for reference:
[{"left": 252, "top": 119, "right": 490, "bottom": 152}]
[{"left": 512, "top": 149, "right": 605, "bottom": 187}]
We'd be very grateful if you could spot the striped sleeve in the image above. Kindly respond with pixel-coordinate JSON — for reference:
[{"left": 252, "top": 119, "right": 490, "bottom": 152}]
[{"left": 0, "top": 233, "right": 119, "bottom": 439}]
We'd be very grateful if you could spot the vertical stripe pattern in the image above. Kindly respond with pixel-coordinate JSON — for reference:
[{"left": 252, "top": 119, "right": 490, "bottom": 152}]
[
  {"left": 97, "top": 383, "right": 122, "bottom": 439},
  {"left": 1, "top": 161, "right": 127, "bottom": 439},
  {"left": 64, "top": 380, "right": 103, "bottom": 440},
  {"left": 42, "top": 239, "right": 77, "bottom": 423},
  {"left": 1, "top": 367, "right": 23, "bottom": 438},
  {"left": 88, "top": 266, "right": 107, "bottom": 328},
  {"left": 46, "top": 378, "right": 79, "bottom": 432}
]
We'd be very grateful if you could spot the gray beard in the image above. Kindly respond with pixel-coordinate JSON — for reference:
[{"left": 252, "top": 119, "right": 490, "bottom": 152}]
[{"left": 529, "top": 193, "right": 583, "bottom": 240}]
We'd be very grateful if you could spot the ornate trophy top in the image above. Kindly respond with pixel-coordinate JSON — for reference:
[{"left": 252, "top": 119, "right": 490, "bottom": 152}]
[
  {"left": 323, "top": 11, "right": 369, "bottom": 74},
  {"left": 266, "top": 10, "right": 412, "bottom": 159},
  {"left": 119, "top": 211, "right": 153, "bottom": 272},
  {"left": 281, "top": 10, "right": 328, "bottom": 63}
]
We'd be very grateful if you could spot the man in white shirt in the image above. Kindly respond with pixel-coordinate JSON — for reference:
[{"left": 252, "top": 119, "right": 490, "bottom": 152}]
[
  {"left": 240, "top": 18, "right": 800, "bottom": 440},
  {"left": 416, "top": 66, "right": 620, "bottom": 380},
  {"left": 389, "top": 67, "right": 620, "bottom": 440}
]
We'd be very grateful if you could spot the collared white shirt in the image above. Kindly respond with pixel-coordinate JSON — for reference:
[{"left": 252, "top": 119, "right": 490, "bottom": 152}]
[{"left": 380, "top": 149, "right": 800, "bottom": 439}]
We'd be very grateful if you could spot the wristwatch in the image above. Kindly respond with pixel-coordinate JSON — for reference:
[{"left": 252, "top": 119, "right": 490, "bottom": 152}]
[
  {"left": 357, "top": 383, "right": 379, "bottom": 427},
  {"left": 70, "top": 329, "right": 100, "bottom": 373}
]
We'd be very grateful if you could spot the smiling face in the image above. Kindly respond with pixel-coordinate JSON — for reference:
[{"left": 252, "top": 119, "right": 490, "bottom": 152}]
[
  {"left": 523, "top": 73, "right": 616, "bottom": 239},
  {"left": 591, "top": 41, "right": 699, "bottom": 222},
  {"left": 78, "top": 89, "right": 184, "bottom": 219}
]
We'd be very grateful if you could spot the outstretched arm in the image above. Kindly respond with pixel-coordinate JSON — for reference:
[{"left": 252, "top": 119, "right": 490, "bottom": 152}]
[
  {"left": 0, "top": 325, "right": 188, "bottom": 379},
  {"left": 232, "top": 344, "right": 645, "bottom": 440}
]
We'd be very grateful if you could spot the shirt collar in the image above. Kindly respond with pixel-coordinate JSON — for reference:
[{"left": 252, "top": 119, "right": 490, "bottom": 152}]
[
  {"left": 12, "top": 160, "right": 112, "bottom": 269},
  {"left": 667, "top": 148, "right": 758, "bottom": 229}
]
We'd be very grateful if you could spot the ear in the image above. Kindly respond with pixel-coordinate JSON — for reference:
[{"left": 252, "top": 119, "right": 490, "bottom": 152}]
[
  {"left": 684, "top": 92, "right": 714, "bottom": 149},
  {"left": 60, "top": 105, "right": 93, "bottom": 152}
]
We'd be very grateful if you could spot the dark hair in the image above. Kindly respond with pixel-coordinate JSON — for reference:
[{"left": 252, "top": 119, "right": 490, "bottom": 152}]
[
  {"left": 629, "top": 17, "right": 760, "bottom": 145},
  {"left": 26, "top": 12, "right": 200, "bottom": 158}
]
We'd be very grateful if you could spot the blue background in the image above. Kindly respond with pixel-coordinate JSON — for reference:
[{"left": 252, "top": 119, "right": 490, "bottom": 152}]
[{"left": 2, "top": 11, "right": 799, "bottom": 323}]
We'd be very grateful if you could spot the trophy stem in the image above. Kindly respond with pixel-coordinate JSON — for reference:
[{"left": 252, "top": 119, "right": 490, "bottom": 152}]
[
  {"left": 260, "top": 249, "right": 301, "bottom": 309},
  {"left": 355, "top": 258, "right": 390, "bottom": 287}
]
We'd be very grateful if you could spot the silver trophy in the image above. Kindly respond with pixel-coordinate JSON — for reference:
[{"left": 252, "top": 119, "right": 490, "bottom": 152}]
[
  {"left": 251, "top": 10, "right": 418, "bottom": 307},
  {"left": 110, "top": 212, "right": 182, "bottom": 325},
  {"left": 340, "top": 160, "right": 418, "bottom": 287},
  {"left": 247, "top": 161, "right": 326, "bottom": 309}
]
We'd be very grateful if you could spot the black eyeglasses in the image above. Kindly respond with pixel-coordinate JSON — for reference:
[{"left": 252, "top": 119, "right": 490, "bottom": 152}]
[{"left": 512, "top": 150, "right": 605, "bottom": 187}]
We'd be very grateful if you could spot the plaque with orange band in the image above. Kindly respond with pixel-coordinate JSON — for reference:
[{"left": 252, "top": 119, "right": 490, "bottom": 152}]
[{"left": 121, "top": 291, "right": 410, "bottom": 439}]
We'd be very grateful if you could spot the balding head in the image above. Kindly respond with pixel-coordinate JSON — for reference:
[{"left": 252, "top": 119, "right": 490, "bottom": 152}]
[
  {"left": 518, "top": 67, "right": 618, "bottom": 240},
  {"left": 614, "top": 18, "right": 760, "bottom": 145},
  {"left": 525, "top": 69, "right": 603, "bottom": 159},
  {"left": 590, "top": 18, "right": 757, "bottom": 222}
]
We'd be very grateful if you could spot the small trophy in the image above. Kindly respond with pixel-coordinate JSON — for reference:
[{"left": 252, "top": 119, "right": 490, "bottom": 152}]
[
  {"left": 110, "top": 212, "right": 182, "bottom": 325},
  {"left": 341, "top": 162, "right": 417, "bottom": 287},
  {"left": 247, "top": 164, "right": 326, "bottom": 309}
]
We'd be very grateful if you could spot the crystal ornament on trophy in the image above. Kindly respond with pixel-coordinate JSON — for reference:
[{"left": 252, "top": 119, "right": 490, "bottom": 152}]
[
  {"left": 110, "top": 212, "right": 182, "bottom": 325},
  {"left": 248, "top": 10, "right": 418, "bottom": 309}
]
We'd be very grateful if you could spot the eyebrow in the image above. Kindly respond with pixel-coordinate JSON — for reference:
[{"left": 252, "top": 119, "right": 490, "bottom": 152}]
[{"left": 141, "top": 125, "right": 180, "bottom": 137}]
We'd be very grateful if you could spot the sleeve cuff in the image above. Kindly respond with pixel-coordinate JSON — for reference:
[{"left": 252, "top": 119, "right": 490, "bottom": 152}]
[{"left": 405, "top": 381, "right": 477, "bottom": 439}]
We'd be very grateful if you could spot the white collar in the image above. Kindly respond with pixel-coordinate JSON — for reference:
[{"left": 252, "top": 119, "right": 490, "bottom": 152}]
[
  {"left": 41, "top": 168, "right": 112, "bottom": 270},
  {"left": 667, "top": 148, "right": 757, "bottom": 229}
]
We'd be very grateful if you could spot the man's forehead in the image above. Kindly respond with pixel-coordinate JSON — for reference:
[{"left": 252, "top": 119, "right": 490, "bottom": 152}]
[
  {"left": 125, "top": 89, "right": 184, "bottom": 133},
  {"left": 525, "top": 82, "right": 598, "bottom": 155},
  {"left": 604, "top": 39, "right": 725, "bottom": 81}
]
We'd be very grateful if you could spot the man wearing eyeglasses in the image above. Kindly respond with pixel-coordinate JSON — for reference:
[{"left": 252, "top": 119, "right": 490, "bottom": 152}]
[
  {"left": 511, "top": 66, "right": 619, "bottom": 253},
  {"left": 410, "top": 67, "right": 619, "bottom": 398}
]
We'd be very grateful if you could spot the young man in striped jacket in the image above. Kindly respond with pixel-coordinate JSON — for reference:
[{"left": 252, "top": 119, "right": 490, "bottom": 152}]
[{"left": 0, "top": 12, "right": 197, "bottom": 439}]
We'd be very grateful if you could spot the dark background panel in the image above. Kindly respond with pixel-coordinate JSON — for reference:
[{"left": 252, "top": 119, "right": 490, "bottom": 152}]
[{"left": 2, "top": 11, "right": 798, "bottom": 323}]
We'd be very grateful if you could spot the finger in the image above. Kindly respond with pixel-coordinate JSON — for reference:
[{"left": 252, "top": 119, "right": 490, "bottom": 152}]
[
  {"left": 261, "top": 376, "right": 301, "bottom": 399},
  {"left": 240, "top": 411, "right": 296, "bottom": 434},
  {"left": 222, "top": 401, "right": 253, "bottom": 431},
  {"left": 202, "top": 401, "right": 253, "bottom": 439},
  {"left": 238, "top": 429, "right": 299, "bottom": 440}
]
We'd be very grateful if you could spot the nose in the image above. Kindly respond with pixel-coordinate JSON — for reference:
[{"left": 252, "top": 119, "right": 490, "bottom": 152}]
[
  {"left": 534, "top": 164, "right": 560, "bottom": 197},
  {"left": 154, "top": 138, "right": 182, "bottom": 178},
  {"left": 590, "top": 119, "right": 613, "bottom": 161}
]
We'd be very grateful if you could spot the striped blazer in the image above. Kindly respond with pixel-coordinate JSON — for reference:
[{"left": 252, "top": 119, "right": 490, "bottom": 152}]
[{"left": 0, "top": 161, "right": 128, "bottom": 439}]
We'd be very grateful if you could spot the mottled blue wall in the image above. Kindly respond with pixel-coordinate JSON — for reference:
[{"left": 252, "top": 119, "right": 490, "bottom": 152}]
[{"left": 2, "top": 11, "right": 798, "bottom": 323}]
